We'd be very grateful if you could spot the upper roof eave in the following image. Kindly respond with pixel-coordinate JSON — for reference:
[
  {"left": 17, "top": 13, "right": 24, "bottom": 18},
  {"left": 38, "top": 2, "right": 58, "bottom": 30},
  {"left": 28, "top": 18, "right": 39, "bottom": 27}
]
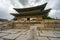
[
  {"left": 10, "top": 8, "right": 51, "bottom": 17},
  {"left": 14, "top": 3, "right": 47, "bottom": 12}
]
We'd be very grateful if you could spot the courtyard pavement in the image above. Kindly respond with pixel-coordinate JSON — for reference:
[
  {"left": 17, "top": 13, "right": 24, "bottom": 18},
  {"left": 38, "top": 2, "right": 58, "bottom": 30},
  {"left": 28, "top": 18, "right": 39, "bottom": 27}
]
[{"left": 0, "top": 29, "right": 60, "bottom": 40}]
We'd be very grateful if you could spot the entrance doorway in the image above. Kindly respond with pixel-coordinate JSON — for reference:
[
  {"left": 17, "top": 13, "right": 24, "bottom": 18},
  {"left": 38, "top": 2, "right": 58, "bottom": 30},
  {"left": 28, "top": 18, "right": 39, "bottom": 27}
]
[{"left": 27, "top": 18, "right": 30, "bottom": 20}]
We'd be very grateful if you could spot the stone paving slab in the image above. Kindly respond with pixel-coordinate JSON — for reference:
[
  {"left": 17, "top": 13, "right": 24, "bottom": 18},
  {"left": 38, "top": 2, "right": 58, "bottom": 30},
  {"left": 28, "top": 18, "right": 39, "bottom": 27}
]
[
  {"left": 40, "top": 33, "right": 55, "bottom": 37},
  {"left": 2, "top": 31, "right": 28, "bottom": 40},
  {"left": 2, "top": 32, "right": 23, "bottom": 40},
  {"left": 0, "top": 29, "right": 28, "bottom": 40},
  {"left": 38, "top": 37, "right": 49, "bottom": 40},
  {"left": 49, "top": 38, "right": 60, "bottom": 40},
  {"left": 0, "top": 38, "right": 3, "bottom": 40},
  {"left": 1, "top": 29, "right": 60, "bottom": 40},
  {"left": 38, "top": 37, "right": 60, "bottom": 40},
  {"left": 16, "top": 34, "right": 28, "bottom": 40},
  {"left": 0, "top": 33, "right": 9, "bottom": 37},
  {"left": 0, "top": 29, "right": 21, "bottom": 34},
  {"left": 39, "top": 30, "right": 60, "bottom": 37},
  {"left": 16, "top": 31, "right": 30, "bottom": 40}
]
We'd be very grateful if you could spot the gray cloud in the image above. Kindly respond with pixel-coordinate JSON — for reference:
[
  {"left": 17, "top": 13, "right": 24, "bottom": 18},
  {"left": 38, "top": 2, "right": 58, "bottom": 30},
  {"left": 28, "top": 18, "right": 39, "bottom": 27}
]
[
  {"left": 0, "top": 0, "right": 60, "bottom": 20},
  {"left": 0, "top": 8, "right": 13, "bottom": 20},
  {"left": 53, "top": 0, "right": 60, "bottom": 10},
  {"left": 0, "top": 8, "right": 8, "bottom": 18},
  {"left": 51, "top": 11, "right": 60, "bottom": 19},
  {"left": 35, "top": 0, "right": 41, "bottom": 2},
  {"left": 0, "top": 8, "right": 12, "bottom": 19},
  {"left": 19, "top": 0, "right": 28, "bottom": 6}
]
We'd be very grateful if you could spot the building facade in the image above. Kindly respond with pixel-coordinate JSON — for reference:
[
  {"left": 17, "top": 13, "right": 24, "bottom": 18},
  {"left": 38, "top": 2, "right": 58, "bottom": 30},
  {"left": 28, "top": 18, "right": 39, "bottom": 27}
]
[
  {"left": 11, "top": 3, "right": 51, "bottom": 21},
  {"left": 10, "top": 3, "right": 60, "bottom": 30}
]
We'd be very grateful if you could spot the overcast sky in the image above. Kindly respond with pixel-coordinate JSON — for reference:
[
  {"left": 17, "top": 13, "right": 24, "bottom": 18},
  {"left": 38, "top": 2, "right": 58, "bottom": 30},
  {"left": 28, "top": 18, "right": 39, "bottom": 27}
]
[{"left": 0, "top": 0, "right": 60, "bottom": 20}]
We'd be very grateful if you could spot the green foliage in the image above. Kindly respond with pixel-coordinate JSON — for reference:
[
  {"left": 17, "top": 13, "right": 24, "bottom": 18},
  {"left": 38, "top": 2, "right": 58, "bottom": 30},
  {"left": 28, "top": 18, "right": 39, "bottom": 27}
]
[
  {"left": 12, "top": 17, "right": 17, "bottom": 20},
  {"left": 43, "top": 15, "right": 53, "bottom": 19}
]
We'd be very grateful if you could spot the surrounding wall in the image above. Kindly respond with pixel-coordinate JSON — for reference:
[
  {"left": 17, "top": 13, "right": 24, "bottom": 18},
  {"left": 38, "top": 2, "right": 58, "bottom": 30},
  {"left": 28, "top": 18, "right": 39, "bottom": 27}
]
[
  {"left": 0, "top": 19, "right": 60, "bottom": 30},
  {"left": 13, "top": 19, "right": 60, "bottom": 30}
]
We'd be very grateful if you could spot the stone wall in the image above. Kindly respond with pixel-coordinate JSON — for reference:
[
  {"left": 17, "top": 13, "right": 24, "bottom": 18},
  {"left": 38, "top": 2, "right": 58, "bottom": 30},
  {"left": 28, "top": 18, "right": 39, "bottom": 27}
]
[
  {"left": 0, "top": 19, "right": 60, "bottom": 30},
  {"left": 13, "top": 19, "right": 60, "bottom": 30}
]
